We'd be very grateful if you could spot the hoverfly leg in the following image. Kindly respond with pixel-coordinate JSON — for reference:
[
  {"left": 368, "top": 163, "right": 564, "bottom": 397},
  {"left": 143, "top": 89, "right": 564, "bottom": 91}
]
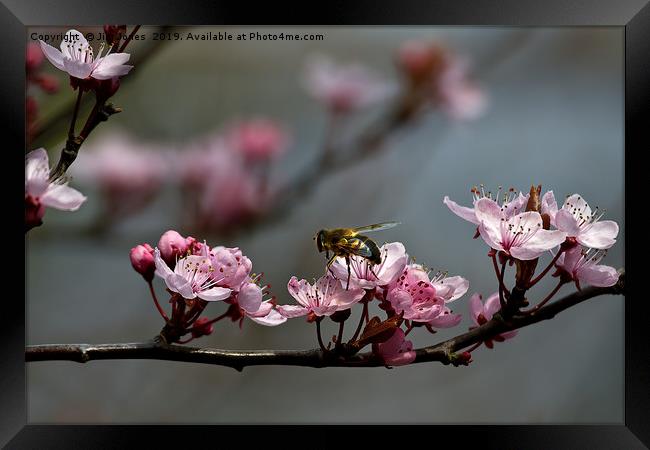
[
  {"left": 325, "top": 254, "right": 337, "bottom": 276},
  {"left": 345, "top": 256, "right": 351, "bottom": 290}
]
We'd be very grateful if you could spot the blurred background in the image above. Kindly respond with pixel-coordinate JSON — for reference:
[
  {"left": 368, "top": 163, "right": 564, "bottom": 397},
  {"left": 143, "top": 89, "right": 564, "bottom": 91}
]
[{"left": 26, "top": 26, "right": 624, "bottom": 423}]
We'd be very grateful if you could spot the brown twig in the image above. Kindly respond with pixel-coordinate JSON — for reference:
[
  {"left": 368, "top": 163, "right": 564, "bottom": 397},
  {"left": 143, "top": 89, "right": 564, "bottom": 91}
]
[{"left": 25, "top": 270, "right": 624, "bottom": 370}]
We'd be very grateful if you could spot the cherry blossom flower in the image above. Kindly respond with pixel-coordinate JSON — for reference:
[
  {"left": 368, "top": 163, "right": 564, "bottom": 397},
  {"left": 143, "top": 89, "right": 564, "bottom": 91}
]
[
  {"left": 469, "top": 292, "right": 517, "bottom": 348},
  {"left": 552, "top": 194, "right": 619, "bottom": 249},
  {"left": 226, "top": 118, "right": 291, "bottom": 161},
  {"left": 475, "top": 198, "right": 567, "bottom": 260},
  {"left": 303, "top": 55, "right": 396, "bottom": 113},
  {"left": 25, "top": 148, "right": 87, "bottom": 230},
  {"left": 555, "top": 246, "right": 619, "bottom": 289},
  {"left": 373, "top": 328, "right": 416, "bottom": 367},
  {"left": 207, "top": 246, "right": 253, "bottom": 291},
  {"left": 278, "top": 275, "right": 365, "bottom": 318},
  {"left": 153, "top": 249, "right": 232, "bottom": 302},
  {"left": 329, "top": 242, "right": 409, "bottom": 290},
  {"left": 39, "top": 29, "right": 133, "bottom": 81},
  {"left": 444, "top": 186, "right": 529, "bottom": 226},
  {"left": 387, "top": 264, "right": 466, "bottom": 326},
  {"left": 235, "top": 282, "right": 286, "bottom": 326}
]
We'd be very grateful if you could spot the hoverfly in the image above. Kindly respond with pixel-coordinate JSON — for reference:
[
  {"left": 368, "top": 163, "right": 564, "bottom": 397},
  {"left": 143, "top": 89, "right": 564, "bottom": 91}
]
[{"left": 314, "top": 222, "right": 401, "bottom": 289}]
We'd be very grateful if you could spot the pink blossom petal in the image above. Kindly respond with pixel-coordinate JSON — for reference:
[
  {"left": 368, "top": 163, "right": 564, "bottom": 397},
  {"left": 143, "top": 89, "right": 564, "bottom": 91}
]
[
  {"left": 40, "top": 184, "right": 87, "bottom": 211},
  {"left": 483, "top": 292, "right": 502, "bottom": 319},
  {"left": 478, "top": 221, "right": 505, "bottom": 252},
  {"left": 59, "top": 30, "right": 88, "bottom": 55},
  {"left": 168, "top": 274, "right": 195, "bottom": 299},
  {"left": 38, "top": 41, "right": 65, "bottom": 71},
  {"left": 92, "top": 54, "right": 133, "bottom": 79},
  {"left": 474, "top": 198, "right": 503, "bottom": 224},
  {"left": 435, "top": 276, "right": 469, "bottom": 302},
  {"left": 469, "top": 293, "right": 483, "bottom": 325},
  {"left": 577, "top": 220, "right": 619, "bottom": 249},
  {"left": 555, "top": 209, "right": 581, "bottom": 236},
  {"left": 248, "top": 308, "right": 287, "bottom": 326},
  {"left": 541, "top": 190, "right": 558, "bottom": 223},
  {"left": 276, "top": 305, "right": 309, "bottom": 318},
  {"left": 63, "top": 57, "right": 93, "bottom": 79},
  {"left": 427, "top": 309, "right": 462, "bottom": 328},
  {"left": 197, "top": 286, "right": 231, "bottom": 302},
  {"left": 443, "top": 196, "right": 479, "bottom": 224},
  {"left": 331, "top": 286, "right": 365, "bottom": 310},
  {"left": 578, "top": 264, "right": 619, "bottom": 287},
  {"left": 153, "top": 249, "right": 174, "bottom": 279},
  {"left": 238, "top": 283, "right": 263, "bottom": 313}
]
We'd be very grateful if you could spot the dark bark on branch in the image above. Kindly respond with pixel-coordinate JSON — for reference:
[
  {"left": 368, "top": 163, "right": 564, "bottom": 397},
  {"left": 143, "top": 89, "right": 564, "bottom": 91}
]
[{"left": 26, "top": 271, "right": 625, "bottom": 370}]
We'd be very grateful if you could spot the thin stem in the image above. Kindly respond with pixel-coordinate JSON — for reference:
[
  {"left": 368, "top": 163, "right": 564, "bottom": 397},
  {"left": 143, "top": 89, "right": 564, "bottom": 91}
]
[
  {"left": 68, "top": 89, "right": 83, "bottom": 139},
  {"left": 498, "top": 259, "right": 508, "bottom": 310},
  {"left": 204, "top": 311, "right": 230, "bottom": 327},
  {"left": 350, "top": 300, "right": 369, "bottom": 342},
  {"left": 316, "top": 319, "right": 327, "bottom": 352},
  {"left": 148, "top": 282, "right": 169, "bottom": 322},
  {"left": 336, "top": 321, "right": 345, "bottom": 348},
  {"left": 527, "top": 249, "right": 565, "bottom": 288},
  {"left": 118, "top": 25, "right": 141, "bottom": 53},
  {"left": 522, "top": 280, "right": 567, "bottom": 314}
]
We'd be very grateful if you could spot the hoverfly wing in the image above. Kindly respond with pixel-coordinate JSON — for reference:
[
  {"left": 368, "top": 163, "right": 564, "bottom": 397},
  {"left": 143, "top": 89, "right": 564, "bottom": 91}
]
[{"left": 351, "top": 221, "right": 401, "bottom": 234}]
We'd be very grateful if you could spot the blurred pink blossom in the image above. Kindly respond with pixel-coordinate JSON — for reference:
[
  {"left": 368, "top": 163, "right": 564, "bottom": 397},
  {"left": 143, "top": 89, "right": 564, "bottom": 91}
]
[
  {"left": 397, "top": 40, "right": 487, "bottom": 121},
  {"left": 72, "top": 131, "right": 170, "bottom": 219},
  {"left": 303, "top": 55, "right": 396, "bottom": 113},
  {"left": 226, "top": 118, "right": 291, "bottom": 161}
]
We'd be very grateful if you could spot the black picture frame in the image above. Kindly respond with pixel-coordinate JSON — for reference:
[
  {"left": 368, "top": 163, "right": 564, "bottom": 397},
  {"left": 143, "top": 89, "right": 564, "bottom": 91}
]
[{"left": 7, "top": 0, "right": 647, "bottom": 447}]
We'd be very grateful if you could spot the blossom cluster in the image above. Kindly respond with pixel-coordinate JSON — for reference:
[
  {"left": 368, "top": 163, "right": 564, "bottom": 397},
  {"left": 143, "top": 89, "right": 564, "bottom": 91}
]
[
  {"left": 276, "top": 242, "right": 470, "bottom": 367},
  {"left": 130, "top": 230, "right": 285, "bottom": 343},
  {"left": 445, "top": 186, "right": 620, "bottom": 289}
]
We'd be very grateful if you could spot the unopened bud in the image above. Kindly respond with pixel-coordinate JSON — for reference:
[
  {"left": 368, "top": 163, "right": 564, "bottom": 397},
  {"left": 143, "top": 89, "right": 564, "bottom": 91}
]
[
  {"left": 158, "top": 230, "right": 189, "bottom": 266},
  {"left": 130, "top": 243, "right": 155, "bottom": 281}
]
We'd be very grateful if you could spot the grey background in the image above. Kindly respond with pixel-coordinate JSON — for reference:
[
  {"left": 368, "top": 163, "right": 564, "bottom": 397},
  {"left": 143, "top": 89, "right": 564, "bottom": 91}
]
[{"left": 26, "top": 26, "right": 624, "bottom": 423}]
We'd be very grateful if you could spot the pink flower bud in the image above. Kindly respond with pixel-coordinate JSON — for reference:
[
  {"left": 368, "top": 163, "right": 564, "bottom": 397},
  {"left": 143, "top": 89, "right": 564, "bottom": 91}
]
[
  {"left": 191, "top": 317, "right": 214, "bottom": 338},
  {"left": 158, "top": 230, "right": 189, "bottom": 265},
  {"left": 130, "top": 244, "right": 155, "bottom": 281},
  {"left": 26, "top": 43, "right": 44, "bottom": 72}
]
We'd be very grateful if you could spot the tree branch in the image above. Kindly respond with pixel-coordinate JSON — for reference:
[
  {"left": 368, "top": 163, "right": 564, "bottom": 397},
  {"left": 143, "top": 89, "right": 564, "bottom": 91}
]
[{"left": 26, "top": 270, "right": 625, "bottom": 370}]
